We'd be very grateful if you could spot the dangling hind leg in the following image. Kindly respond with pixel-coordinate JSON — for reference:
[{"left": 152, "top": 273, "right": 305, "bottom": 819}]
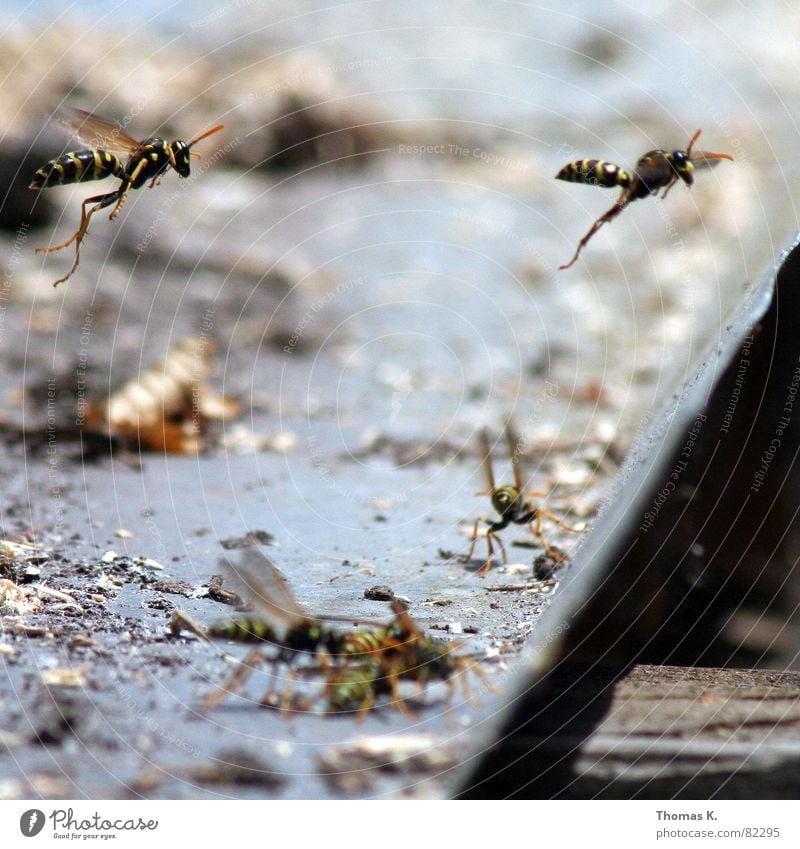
[
  {"left": 559, "top": 195, "right": 630, "bottom": 270},
  {"left": 36, "top": 189, "right": 122, "bottom": 286}
]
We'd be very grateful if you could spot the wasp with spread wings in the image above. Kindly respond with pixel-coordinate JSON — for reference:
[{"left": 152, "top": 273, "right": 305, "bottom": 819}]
[
  {"left": 29, "top": 107, "right": 224, "bottom": 286},
  {"left": 556, "top": 129, "right": 733, "bottom": 270},
  {"left": 464, "top": 424, "right": 583, "bottom": 576}
]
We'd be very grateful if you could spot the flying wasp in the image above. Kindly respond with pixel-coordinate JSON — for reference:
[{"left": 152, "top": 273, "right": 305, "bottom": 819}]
[
  {"left": 464, "top": 424, "right": 582, "bottom": 576},
  {"left": 555, "top": 129, "right": 733, "bottom": 270},
  {"left": 29, "top": 107, "right": 224, "bottom": 286}
]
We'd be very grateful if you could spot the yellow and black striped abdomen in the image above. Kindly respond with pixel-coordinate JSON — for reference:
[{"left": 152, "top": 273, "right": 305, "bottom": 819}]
[
  {"left": 325, "top": 662, "right": 384, "bottom": 712},
  {"left": 207, "top": 615, "right": 278, "bottom": 644},
  {"left": 335, "top": 629, "right": 387, "bottom": 659},
  {"left": 555, "top": 159, "right": 631, "bottom": 189},
  {"left": 30, "top": 149, "right": 125, "bottom": 190}
]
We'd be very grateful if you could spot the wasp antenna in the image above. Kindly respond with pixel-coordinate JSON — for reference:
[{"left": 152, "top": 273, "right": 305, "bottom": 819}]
[
  {"left": 686, "top": 129, "right": 702, "bottom": 157},
  {"left": 191, "top": 151, "right": 202, "bottom": 159},
  {"left": 187, "top": 123, "right": 225, "bottom": 149},
  {"left": 479, "top": 428, "right": 496, "bottom": 493},
  {"left": 699, "top": 151, "right": 735, "bottom": 162}
]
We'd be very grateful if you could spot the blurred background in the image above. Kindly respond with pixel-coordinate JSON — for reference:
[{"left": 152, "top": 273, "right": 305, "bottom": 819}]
[{"left": 0, "top": 0, "right": 797, "bottom": 798}]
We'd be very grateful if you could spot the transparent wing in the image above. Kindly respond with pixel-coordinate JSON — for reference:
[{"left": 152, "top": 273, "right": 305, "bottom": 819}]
[
  {"left": 55, "top": 107, "right": 142, "bottom": 155},
  {"left": 690, "top": 151, "right": 734, "bottom": 171},
  {"left": 220, "top": 550, "right": 303, "bottom": 628},
  {"left": 223, "top": 550, "right": 386, "bottom": 629}
]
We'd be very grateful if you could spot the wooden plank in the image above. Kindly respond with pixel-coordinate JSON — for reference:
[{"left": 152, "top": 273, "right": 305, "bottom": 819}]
[{"left": 457, "top": 665, "right": 800, "bottom": 798}]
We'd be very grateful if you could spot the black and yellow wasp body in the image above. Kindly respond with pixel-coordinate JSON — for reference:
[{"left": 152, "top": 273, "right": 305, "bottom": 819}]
[
  {"left": 30, "top": 108, "right": 224, "bottom": 286},
  {"left": 321, "top": 661, "right": 388, "bottom": 715},
  {"left": 556, "top": 129, "right": 733, "bottom": 269},
  {"left": 317, "top": 599, "right": 488, "bottom": 716},
  {"left": 464, "top": 424, "right": 582, "bottom": 576}
]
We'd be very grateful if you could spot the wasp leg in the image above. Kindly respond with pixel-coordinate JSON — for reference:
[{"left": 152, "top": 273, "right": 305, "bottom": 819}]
[
  {"left": 354, "top": 688, "right": 376, "bottom": 722},
  {"left": 384, "top": 663, "right": 416, "bottom": 716},
  {"left": 528, "top": 509, "right": 560, "bottom": 560},
  {"left": 523, "top": 494, "right": 583, "bottom": 536},
  {"left": 109, "top": 160, "right": 147, "bottom": 220},
  {"left": 200, "top": 648, "right": 269, "bottom": 715},
  {"left": 475, "top": 528, "right": 507, "bottom": 577},
  {"left": 442, "top": 679, "right": 464, "bottom": 730},
  {"left": 460, "top": 656, "right": 501, "bottom": 696},
  {"left": 464, "top": 518, "right": 507, "bottom": 576},
  {"left": 659, "top": 176, "right": 680, "bottom": 200},
  {"left": 279, "top": 650, "right": 336, "bottom": 714},
  {"left": 277, "top": 668, "right": 302, "bottom": 716},
  {"left": 525, "top": 490, "right": 548, "bottom": 501},
  {"left": 36, "top": 189, "right": 121, "bottom": 287},
  {"left": 454, "top": 664, "right": 476, "bottom": 707},
  {"left": 463, "top": 517, "right": 485, "bottom": 563},
  {"left": 541, "top": 509, "right": 583, "bottom": 534},
  {"left": 559, "top": 193, "right": 631, "bottom": 270},
  {"left": 528, "top": 509, "right": 579, "bottom": 561}
]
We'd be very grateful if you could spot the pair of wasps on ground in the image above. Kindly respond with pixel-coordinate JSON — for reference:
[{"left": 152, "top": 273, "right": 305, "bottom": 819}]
[
  {"left": 174, "top": 550, "right": 493, "bottom": 719},
  {"left": 30, "top": 109, "right": 733, "bottom": 284}
]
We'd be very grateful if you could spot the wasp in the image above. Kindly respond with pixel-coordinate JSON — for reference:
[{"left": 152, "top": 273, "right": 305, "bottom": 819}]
[
  {"left": 556, "top": 129, "right": 733, "bottom": 270},
  {"left": 378, "top": 599, "right": 492, "bottom": 707},
  {"left": 464, "top": 424, "right": 582, "bottom": 576},
  {"left": 29, "top": 108, "right": 224, "bottom": 286},
  {"left": 314, "top": 601, "right": 491, "bottom": 718}
]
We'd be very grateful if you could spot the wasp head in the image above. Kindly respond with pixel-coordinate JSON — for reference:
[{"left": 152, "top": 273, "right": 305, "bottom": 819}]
[
  {"left": 492, "top": 485, "right": 521, "bottom": 517},
  {"left": 170, "top": 140, "right": 192, "bottom": 177},
  {"left": 668, "top": 149, "right": 695, "bottom": 186}
]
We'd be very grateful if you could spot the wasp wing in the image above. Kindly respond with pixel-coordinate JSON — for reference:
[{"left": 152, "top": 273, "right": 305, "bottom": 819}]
[
  {"left": 222, "top": 550, "right": 388, "bottom": 629},
  {"left": 219, "top": 550, "right": 304, "bottom": 629},
  {"left": 690, "top": 150, "right": 734, "bottom": 171},
  {"left": 55, "top": 107, "right": 142, "bottom": 155}
]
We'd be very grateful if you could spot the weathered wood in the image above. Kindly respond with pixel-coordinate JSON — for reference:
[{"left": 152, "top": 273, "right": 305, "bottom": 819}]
[{"left": 457, "top": 665, "right": 800, "bottom": 799}]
